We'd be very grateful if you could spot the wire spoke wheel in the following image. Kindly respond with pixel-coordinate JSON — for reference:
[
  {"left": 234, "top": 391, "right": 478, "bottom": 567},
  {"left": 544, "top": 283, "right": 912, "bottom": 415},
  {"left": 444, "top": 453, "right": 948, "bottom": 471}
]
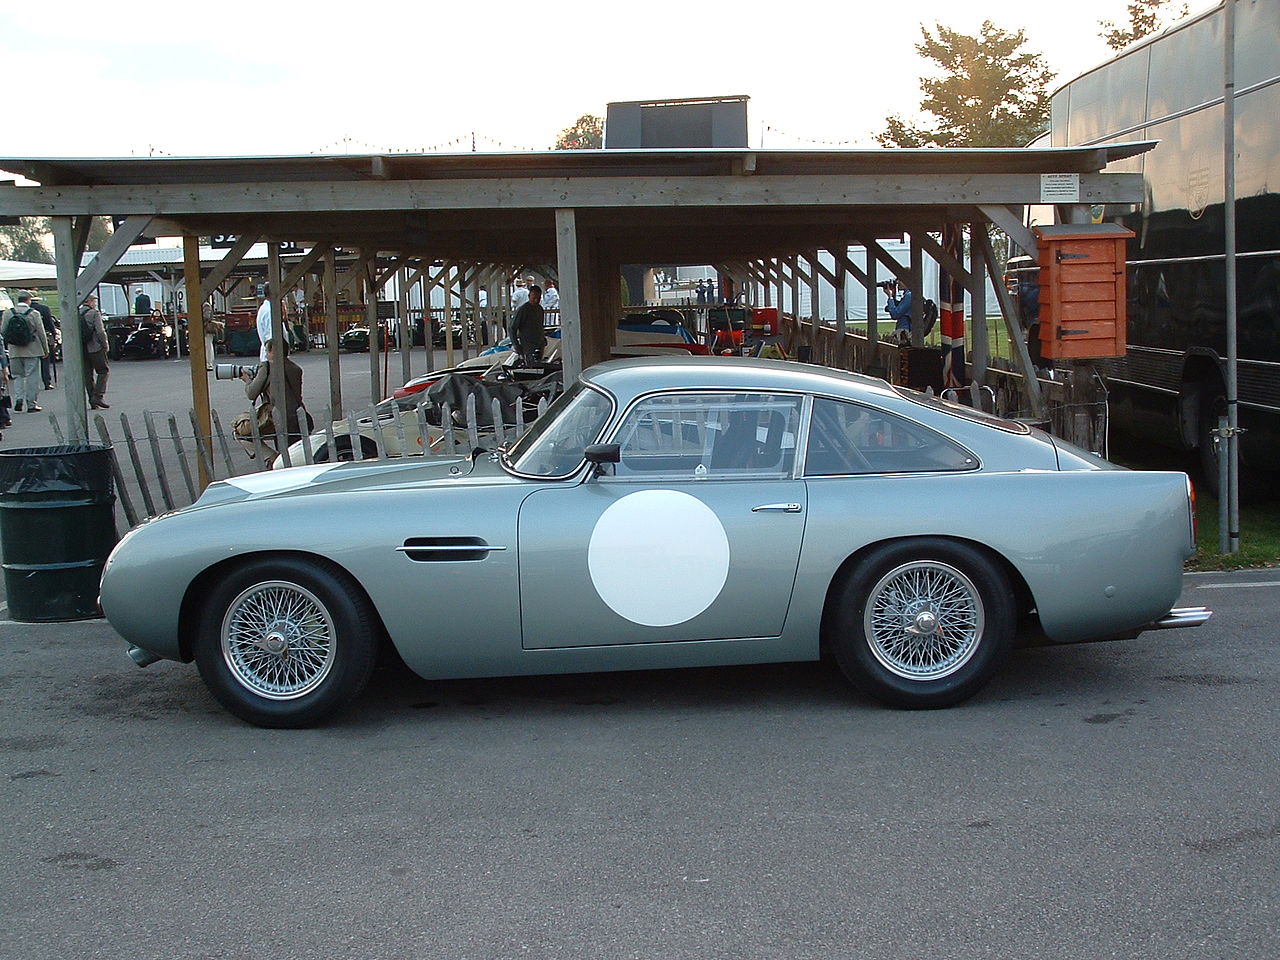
[
  {"left": 863, "top": 560, "right": 985, "bottom": 682},
  {"left": 221, "top": 580, "right": 337, "bottom": 700}
]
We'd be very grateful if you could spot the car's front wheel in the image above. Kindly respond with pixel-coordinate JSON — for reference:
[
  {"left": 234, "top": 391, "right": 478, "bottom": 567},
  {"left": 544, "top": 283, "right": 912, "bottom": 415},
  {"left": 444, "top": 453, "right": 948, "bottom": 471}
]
[
  {"left": 194, "top": 557, "right": 377, "bottom": 727},
  {"left": 827, "top": 539, "right": 1014, "bottom": 709}
]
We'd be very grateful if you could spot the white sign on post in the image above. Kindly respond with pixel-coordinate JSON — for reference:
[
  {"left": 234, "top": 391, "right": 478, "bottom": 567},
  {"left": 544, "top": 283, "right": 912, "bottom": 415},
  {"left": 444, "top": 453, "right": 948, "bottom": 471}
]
[{"left": 1040, "top": 173, "right": 1081, "bottom": 203}]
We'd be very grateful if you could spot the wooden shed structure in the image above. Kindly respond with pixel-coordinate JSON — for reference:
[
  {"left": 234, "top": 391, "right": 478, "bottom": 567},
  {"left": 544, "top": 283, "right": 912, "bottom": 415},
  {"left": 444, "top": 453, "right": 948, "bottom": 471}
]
[{"left": 0, "top": 145, "right": 1150, "bottom": 478}]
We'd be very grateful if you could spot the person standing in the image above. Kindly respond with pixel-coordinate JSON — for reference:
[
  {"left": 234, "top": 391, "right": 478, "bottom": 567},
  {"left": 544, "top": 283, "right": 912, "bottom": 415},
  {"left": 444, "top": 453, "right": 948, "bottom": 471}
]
[
  {"left": 0, "top": 325, "right": 11, "bottom": 430},
  {"left": 2, "top": 291, "right": 50, "bottom": 413},
  {"left": 30, "top": 294, "right": 57, "bottom": 389},
  {"left": 884, "top": 280, "right": 914, "bottom": 346},
  {"left": 509, "top": 284, "right": 545, "bottom": 363},
  {"left": 256, "top": 282, "right": 275, "bottom": 363},
  {"left": 236, "top": 338, "right": 307, "bottom": 462},
  {"left": 541, "top": 279, "right": 559, "bottom": 312},
  {"left": 133, "top": 287, "right": 152, "bottom": 316},
  {"left": 511, "top": 277, "right": 529, "bottom": 312},
  {"left": 80, "top": 294, "right": 111, "bottom": 409}
]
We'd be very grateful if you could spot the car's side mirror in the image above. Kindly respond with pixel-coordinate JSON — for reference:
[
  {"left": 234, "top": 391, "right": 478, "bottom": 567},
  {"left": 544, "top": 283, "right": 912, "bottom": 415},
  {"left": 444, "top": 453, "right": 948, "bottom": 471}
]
[{"left": 583, "top": 443, "right": 620, "bottom": 464}]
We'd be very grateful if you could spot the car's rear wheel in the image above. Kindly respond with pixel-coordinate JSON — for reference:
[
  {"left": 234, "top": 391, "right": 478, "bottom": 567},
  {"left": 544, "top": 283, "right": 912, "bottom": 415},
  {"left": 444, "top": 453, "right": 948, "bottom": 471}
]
[
  {"left": 827, "top": 539, "right": 1014, "bottom": 708},
  {"left": 194, "top": 557, "right": 377, "bottom": 727}
]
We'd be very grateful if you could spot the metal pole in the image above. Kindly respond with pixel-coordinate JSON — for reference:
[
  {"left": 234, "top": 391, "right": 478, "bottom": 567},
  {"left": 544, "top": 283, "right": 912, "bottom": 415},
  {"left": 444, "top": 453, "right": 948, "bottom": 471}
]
[{"left": 1223, "top": 0, "right": 1240, "bottom": 554}]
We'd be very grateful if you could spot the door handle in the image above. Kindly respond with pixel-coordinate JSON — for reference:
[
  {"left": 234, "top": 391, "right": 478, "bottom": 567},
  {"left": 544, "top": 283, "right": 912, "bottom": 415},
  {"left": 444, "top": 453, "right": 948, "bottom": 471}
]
[{"left": 752, "top": 502, "right": 802, "bottom": 513}]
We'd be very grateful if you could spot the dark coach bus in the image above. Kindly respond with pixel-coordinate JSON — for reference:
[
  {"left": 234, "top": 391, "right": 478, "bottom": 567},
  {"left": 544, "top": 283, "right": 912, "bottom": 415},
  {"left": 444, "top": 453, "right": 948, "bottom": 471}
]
[{"left": 1046, "top": 0, "right": 1280, "bottom": 490}]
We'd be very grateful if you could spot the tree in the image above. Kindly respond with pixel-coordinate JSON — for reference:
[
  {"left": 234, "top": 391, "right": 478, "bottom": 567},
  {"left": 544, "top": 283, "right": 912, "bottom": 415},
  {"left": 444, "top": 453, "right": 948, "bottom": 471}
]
[
  {"left": 0, "top": 217, "right": 53, "bottom": 263},
  {"left": 1099, "top": 0, "right": 1189, "bottom": 51},
  {"left": 0, "top": 216, "right": 113, "bottom": 264},
  {"left": 877, "top": 21, "right": 1055, "bottom": 148},
  {"left": 553, "top": 114, "right": 604, "bottom": 150}
]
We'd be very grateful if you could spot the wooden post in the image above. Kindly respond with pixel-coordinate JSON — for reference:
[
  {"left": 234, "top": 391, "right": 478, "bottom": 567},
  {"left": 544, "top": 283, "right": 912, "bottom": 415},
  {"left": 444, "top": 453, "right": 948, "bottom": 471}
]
[
  {"left": 555, "top": 209, "right": 583, "bottom": 384},
  {"left": 182, "top": 235, "right": 211, "bottom": 489},
  {"left": 833, "top": 247, "right": 847, "bottom": 339},
  {"left": 363, "top": 250, "right": 380, "bottom": 403},
  {"left": 51, "top": 216, "right": 88, "bottom": 442},
  {"left": 267, "top": 242, "right": 291, "bottom": 465},
  {"left": 909, "top": 237, "right": 924, "bottom": 348},
  {"left": 324, "top": 246, "right": 342, "bottom": 418},
  {"left": 968, "top": 223, "right": 989, "bottom": 387},
  {"left": 806, "top": 249, "right": 820, "bottom": 344},
  {"left": 865, "top": 245, "right": 879, "bottom": 354},
  {"left": 444, "top": 263, "right": 456, "bottom": 369},
  {"left": 788, "top": 257, "right": 800, "bottom": 338},
  {"left": 975, "top": 226, "right": 1045, "bottom": 419},
  {"left": 423, "top": 268, "right": 436, "bottom": 373},
  {"left": 775, "top": 258, "right": 784, "bottom": 320},
  {"left": 396, "top": 264, "right": 412, "bottom": 386}
]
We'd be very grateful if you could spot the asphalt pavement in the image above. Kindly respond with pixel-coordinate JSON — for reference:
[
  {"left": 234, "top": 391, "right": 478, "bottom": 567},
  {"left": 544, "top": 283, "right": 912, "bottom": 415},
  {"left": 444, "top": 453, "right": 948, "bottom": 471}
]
[
  {"left": 1, "top": 350, "right": 1277, "bottom": 959},
  {"left": 1, "top": 569, "right": 1277, "bottom": 960}
]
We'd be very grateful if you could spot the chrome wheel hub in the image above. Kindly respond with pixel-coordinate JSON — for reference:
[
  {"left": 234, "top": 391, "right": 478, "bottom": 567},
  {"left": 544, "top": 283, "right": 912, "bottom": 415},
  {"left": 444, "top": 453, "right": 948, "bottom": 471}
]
[
  {"left": 221, "top": 581, "right": 336, "bottom": 700},
  {"left": 864, "top": 561, "right": 984, "bottom": 681}
]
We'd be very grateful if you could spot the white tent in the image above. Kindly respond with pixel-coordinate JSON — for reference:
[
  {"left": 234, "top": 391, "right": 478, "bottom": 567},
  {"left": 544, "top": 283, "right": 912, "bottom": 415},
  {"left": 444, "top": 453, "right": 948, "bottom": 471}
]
[{"left": 0, "top": 258, "right": 58, "bottom": 288}]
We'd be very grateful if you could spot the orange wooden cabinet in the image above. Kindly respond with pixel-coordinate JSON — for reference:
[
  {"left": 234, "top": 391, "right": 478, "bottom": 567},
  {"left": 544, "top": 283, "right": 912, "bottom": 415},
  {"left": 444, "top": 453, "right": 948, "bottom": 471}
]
[{"left": 1035, "top": 223, "right": 1134, "bottom": 359}]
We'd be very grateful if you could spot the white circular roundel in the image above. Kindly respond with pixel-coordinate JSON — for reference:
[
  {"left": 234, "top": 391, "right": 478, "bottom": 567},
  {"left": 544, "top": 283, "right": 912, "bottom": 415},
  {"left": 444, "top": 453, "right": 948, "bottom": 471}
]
[{"left": 588, "top": 490, "right": 730, "bottom": 627}]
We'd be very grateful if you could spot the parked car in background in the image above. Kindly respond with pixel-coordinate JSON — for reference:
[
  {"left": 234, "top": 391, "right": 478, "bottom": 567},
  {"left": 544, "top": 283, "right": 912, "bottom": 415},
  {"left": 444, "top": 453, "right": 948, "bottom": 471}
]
[
  {"left": 101, "top": 357, "right": 1208, "bottom": 727},
  {"left": 117, "top": 318, "right": 177, "bottom": 359}
]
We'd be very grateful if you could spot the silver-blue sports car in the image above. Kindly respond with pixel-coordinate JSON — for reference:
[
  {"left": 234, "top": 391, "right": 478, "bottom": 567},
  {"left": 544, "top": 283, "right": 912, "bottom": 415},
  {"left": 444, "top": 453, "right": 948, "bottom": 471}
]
[{"left": 100, "top": 357, "right": 1209, "bottom": 727}]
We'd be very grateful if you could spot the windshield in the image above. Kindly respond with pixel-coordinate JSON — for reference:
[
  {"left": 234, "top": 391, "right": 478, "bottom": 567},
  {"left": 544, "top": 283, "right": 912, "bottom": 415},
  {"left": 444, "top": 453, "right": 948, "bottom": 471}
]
[{"left": 503, "top": 383, "right": 613, "bottom": 478}]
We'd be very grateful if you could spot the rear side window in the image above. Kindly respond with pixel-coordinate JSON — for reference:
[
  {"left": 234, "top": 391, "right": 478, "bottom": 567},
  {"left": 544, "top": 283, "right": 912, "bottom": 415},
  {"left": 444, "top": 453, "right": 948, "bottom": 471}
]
[{"left": 804, "top": 397, "right": 977, "bottom": 476}]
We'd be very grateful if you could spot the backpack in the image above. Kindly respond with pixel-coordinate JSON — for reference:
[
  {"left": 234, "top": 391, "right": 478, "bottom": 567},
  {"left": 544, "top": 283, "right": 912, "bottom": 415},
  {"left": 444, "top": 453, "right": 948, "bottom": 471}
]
[
  {"left": 2, "top": 306, "right": 34, "bottom": 347},
  {"left": 80, "top": 306, "right": 95, "bottom": 344},
  {"left": 921, "top": 298, "right": 939, "bottom": 336}
]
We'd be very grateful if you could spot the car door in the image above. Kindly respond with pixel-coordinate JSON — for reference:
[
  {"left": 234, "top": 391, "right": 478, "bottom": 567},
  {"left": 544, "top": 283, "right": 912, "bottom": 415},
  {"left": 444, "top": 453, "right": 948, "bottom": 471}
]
[{"left": 518, "top": 391, "right": 808, "bottom": 649}]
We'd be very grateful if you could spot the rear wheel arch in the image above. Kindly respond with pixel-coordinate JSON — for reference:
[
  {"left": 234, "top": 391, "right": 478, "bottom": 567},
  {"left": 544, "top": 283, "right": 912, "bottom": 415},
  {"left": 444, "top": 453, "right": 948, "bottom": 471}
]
[
  {"left": 822, "top": 536, "right": 1023, "bottom": 708},
  {"left": 178, "top": 550, "right": 390, "bottom": 663},
  {"left": 821, "top": 536, "right": 1033, "bottom": 645}
]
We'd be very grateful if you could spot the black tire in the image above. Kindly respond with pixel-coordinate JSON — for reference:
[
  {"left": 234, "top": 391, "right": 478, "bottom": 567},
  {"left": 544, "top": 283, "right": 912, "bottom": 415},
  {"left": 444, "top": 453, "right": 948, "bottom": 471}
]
[
  {"left": 317, "top": 436, "right": 378, "bottom": 462},
  {"left": 826, "top": 539, "right": 1015, "bottom": 709},
  {"left": 194, "top": 556, "right": 378, "bottom": 727},
  {"left": 1198, "top": 389, "right": 1267, "bottom": 501}
]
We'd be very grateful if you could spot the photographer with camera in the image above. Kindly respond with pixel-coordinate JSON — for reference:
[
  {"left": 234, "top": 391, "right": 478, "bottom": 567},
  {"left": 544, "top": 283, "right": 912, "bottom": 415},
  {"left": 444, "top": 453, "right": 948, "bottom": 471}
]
[
  {"left": 227, "top": 338, "right": 310, "bottom": 464},
  {"left": 881, "top": 279, "right": 914, "bottom": 347}
]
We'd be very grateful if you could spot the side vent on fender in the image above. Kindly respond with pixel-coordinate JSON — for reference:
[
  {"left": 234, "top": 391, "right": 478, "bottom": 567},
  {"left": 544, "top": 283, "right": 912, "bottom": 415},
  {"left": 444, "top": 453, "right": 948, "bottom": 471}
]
[{"left": 395, "top": 537, "right": 507, "bottom": 562}]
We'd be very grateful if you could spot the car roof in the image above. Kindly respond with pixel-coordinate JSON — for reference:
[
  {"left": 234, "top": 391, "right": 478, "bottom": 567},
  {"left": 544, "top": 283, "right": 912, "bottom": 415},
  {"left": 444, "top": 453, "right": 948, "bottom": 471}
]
[{"left": 582, "top": 356, "right": 897, "bottom": 403}]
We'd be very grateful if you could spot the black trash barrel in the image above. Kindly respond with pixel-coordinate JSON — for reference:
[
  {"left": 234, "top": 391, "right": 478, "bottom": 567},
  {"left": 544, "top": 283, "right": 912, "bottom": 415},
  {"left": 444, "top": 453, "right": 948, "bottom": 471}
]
[{"left": 0, "top": 445, "right": 119, "bottom": 622}]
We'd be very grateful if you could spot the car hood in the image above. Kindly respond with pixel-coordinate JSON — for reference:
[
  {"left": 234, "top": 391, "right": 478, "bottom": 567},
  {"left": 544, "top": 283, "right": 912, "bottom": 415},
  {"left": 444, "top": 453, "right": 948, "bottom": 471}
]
[{"left": 190, "top": 454, "right": 484, "bottom": 511}]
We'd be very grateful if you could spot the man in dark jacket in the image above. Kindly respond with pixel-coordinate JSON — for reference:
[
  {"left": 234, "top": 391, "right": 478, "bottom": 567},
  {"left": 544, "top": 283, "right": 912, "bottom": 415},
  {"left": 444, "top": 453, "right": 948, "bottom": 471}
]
[
  {"left": 30, "top": 295, "right": 57, "bottom": 389},
  {"left": 509, "top": 283, "right": 546, "bottom": 362}
]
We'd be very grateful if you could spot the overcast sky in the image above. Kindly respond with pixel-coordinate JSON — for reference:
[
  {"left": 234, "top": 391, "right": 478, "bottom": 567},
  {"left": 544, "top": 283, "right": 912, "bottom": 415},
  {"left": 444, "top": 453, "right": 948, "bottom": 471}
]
[{"left": 3, "top": 0, "right": 1196, "bottom": 158}]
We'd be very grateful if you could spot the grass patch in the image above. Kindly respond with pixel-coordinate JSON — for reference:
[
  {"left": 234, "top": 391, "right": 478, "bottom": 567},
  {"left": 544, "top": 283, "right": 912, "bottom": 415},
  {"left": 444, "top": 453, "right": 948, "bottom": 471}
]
[
  {"left": 1187, "top": 490, "right": 1280, "bottom": 571},
  {"left": 1109, "top": 433, "right": 1280, "bottom": 571}
]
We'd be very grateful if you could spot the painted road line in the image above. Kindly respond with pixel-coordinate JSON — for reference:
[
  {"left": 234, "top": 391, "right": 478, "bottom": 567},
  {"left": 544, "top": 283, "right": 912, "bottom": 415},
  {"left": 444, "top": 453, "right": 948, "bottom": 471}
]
[{"left": 1193, "top": 581, "right": 1280, "bottom": 589}]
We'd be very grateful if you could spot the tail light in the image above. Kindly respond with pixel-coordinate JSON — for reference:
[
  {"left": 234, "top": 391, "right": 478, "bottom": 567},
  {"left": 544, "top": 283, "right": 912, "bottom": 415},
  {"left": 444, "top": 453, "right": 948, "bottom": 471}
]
[{"left": 1187, "top": 475, "right": 1198, "bottom": 546}]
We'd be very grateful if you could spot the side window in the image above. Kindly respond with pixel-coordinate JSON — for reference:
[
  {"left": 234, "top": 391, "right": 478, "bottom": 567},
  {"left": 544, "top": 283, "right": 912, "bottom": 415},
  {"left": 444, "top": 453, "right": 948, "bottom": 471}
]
[
  {"left": 804, "top": 397, "right": 976, "bottom": 476},
  {"left": 611, "top": 392, "right": 802, "bottom": 480}
]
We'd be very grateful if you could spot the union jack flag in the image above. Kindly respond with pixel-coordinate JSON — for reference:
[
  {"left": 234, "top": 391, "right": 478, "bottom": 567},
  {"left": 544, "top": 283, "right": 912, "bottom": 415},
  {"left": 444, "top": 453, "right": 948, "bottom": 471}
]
[{"left": 939, "top": 223, "right": 966, "bottom": 390}]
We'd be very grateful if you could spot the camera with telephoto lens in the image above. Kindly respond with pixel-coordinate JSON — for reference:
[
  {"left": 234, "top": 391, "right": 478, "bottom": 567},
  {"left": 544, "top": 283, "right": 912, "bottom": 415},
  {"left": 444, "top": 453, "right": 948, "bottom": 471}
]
[
  {"left": 214, "top": 363, "right": 258, "bottom": 381},
  {"left": 878, "top": 280, "right": 897, "bottom": 292}
]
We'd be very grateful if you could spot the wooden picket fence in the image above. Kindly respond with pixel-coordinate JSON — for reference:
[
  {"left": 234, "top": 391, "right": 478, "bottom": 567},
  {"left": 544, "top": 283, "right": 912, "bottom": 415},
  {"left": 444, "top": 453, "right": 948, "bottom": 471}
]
[{"left": 48, "top": 391, "right": 550, "bottom": 529}]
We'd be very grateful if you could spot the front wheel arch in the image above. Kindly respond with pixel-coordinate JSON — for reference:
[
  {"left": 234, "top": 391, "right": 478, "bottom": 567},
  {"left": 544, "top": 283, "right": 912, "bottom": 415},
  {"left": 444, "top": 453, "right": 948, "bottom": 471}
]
[{"left": 178, "top": 550, "right": 390, "bottom": 664}]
